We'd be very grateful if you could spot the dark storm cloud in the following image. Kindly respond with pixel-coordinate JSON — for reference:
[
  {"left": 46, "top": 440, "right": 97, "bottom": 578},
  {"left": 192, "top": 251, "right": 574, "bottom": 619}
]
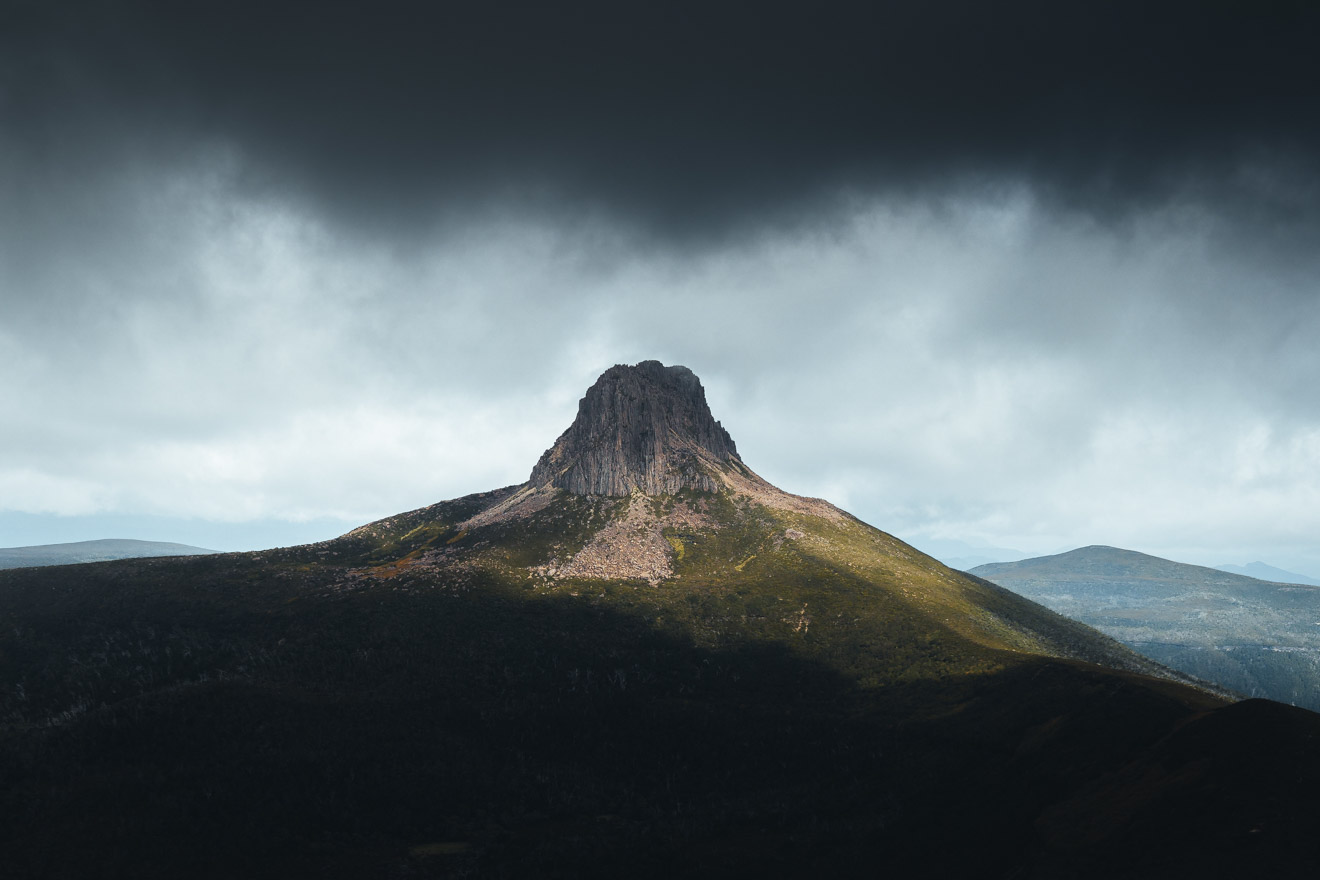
[{"left": 6, "top": 0, "right": 1319, "bottom": 240}]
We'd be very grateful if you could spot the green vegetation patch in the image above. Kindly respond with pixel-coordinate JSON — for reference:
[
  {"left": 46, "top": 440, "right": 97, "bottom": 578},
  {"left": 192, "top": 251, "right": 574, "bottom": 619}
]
[{"left": 666, "top": 535, "right": 685, "bottom": 561}]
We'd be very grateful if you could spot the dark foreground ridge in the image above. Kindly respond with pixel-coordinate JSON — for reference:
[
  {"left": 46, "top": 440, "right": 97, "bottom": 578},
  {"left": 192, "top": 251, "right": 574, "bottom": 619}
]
[
  {"left": 2, "top": 362, "right": 1318, "bottom": 879},
  {"left": 529, "top": 360, "right": 739, "bottom": 495}
]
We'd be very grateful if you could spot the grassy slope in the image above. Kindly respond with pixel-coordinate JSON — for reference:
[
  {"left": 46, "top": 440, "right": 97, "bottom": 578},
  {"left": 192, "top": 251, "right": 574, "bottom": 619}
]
[{"left": 3, "top": 489, "right": 1313, "bottom": 878}]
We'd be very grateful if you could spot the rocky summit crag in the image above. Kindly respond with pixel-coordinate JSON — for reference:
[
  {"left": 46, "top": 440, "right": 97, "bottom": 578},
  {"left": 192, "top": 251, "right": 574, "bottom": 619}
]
[{"left": 529, "top": 361, "right": 739, "bottom": 496}]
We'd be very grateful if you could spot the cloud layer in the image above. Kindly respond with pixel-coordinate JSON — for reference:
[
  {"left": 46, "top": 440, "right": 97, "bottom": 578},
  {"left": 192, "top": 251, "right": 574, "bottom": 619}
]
[
  {"left": 8, "top": 1, "right": 1320, "bottom": 239},
  {"left": 3, "top": 2, "right": 1318, "bottom": 572}
]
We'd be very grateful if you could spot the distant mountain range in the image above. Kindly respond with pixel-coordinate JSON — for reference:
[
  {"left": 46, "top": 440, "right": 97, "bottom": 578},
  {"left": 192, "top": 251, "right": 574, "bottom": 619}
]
[
  {"left": 1215, "top": 561, "right": 1320, "bottom": 586},
  {"left": 972, "top": 546, "right": 1320, "bottom": 710},
  {"left": 0, "top": 538, "right": 215, "bottom": 569}
]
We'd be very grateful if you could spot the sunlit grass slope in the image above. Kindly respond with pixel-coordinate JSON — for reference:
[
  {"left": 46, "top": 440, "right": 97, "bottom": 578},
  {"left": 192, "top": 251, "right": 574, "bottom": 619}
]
[{"left": 329, "top": 486, "right": 1187, "bottom": 691}]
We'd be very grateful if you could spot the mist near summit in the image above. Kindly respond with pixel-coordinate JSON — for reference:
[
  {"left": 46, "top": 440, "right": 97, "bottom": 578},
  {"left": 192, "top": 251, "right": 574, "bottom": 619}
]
[{"left": 3, "top": 1, "right": 1318, "bottom": 574}]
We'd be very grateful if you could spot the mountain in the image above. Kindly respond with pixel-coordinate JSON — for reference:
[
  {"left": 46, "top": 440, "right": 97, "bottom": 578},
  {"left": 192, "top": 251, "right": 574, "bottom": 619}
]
[
  {"left": 0, "top": 538, "right": 215, "bottom": 569},
  {"left": 3, "top": 362, "right": 1318, "bottom": 878},
  {"left": 972, "top": 546, "right": 1320, "bottom": 710},
  {"left": 1216, "top": 561, "right": 1320, "bottom": 586}
]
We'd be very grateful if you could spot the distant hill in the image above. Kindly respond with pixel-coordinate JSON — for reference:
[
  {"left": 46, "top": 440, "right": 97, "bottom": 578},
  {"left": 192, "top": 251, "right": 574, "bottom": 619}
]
[
  {"left": 972, "top": 546, "right": 1320, "bottom": 710},
  {"left": 1216, "top": 561, "right": 1320, "bottom": 586},
  {"left": 0, "top": 538, "right": 215, "bottom": 569}
]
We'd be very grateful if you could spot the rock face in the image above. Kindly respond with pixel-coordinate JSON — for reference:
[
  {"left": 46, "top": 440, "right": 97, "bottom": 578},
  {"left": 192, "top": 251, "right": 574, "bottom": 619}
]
[{"left": 529, "top": 361, "right": 741, "bottom": 496}]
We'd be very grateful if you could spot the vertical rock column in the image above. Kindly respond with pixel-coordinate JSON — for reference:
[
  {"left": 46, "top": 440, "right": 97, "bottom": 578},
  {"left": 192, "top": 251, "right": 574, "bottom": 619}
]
[{"left": 528, "top": 361, "right": 741, "bottom": 496}]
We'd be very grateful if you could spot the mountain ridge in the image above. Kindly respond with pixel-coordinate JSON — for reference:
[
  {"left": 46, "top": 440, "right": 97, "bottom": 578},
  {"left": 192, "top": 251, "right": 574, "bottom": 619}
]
[
  {"left": 972, "top": 545, "right": 1320, "bottom": 710},
  {"left": 336, "top": 366, "right": 1182, "bottom": 681},
  {"left": 973, "top": 544, "right": 1300, "bottom": 586},
  {"left": 0, "top": 537, "right": 215, "bottom": 570},
  {"left": 1216, "top": 561, "right": 1320, "bottom": 586},
  {"left": 2, "top": 362, "right": 1316, "bottom": 877}
]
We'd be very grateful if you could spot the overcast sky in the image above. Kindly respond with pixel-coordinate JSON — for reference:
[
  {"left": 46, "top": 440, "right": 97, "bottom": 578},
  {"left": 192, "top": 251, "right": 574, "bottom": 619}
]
[{"left": 3, "top": 1, "right": 1319, "bottom": 574}]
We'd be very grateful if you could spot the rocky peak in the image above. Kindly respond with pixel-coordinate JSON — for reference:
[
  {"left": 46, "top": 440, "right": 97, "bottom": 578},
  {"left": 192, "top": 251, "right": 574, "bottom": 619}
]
[{"left": 529, "top": 361, "right": 741, "bottom": 496}]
